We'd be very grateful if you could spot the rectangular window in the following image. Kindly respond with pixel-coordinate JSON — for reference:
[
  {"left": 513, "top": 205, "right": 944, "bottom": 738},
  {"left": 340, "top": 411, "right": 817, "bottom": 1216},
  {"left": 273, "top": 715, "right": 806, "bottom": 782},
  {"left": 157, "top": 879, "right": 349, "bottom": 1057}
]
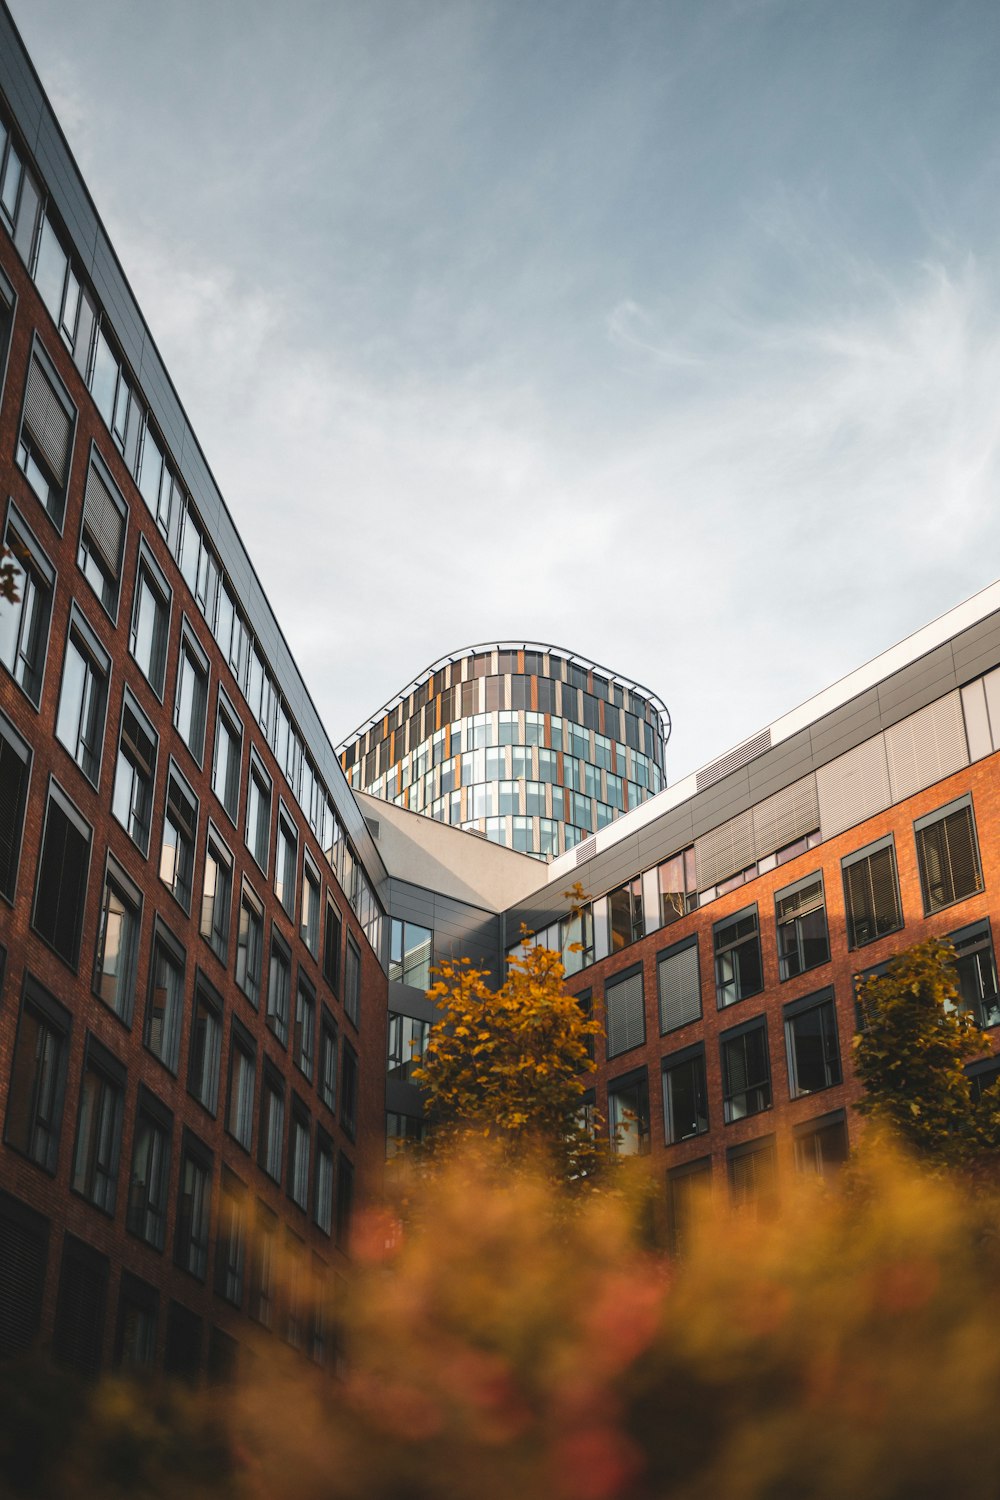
[
  {"left": 17, "top": 343, "right": 75, "bottom": 525},
  {"left": 274, "top": 809, "right": 297, "bottom": 917},
  {"left": 160, "top": 763, "right": 198, "bottom": 913},
  {"left": 323, "top": 898, "right": 342, "bottom": 992},
  {"left": 914, "top": 796, "right": 984, "bottom": 915},
  {"left": 200, "top": 825, "right": 233, "bottom": 962},
  {"left": 388, "top": 919, "right": 433, "bottom": 989},
  {"left": 289, "top": 1102, "right": 310, "bottom": 1211},
  {"left": 341, "top": 1042, "right": 358, "bottom": 1140},
  {"left": 657, "top": 847, "right": 698, "bottom": 926},
  {"left": 246, "top": 755, "right": 272, "bottom": 873},
  {"left": 314, "top": 1131, "right": 334, "bottom": 1235},
  {"left": 77, "top": 452, "right": 127, "bottom": 617},
  {"left": 728, "top": 1137, "right": 778, "bottom": 1215},
  {"left": 249, "top": 1204, "right": 277, "bottom": 1328},
  {"left": 212, "top": 692, "right": 242, "bottom": 822},
  {"left": 259, "top": 1066, "right": 285, "bottom": 1183},
  {"left": 32, "top": 780, "right": 92, "bottom": 969},
  {"left": 784, "top": 990, "right": 842, "bottom": 1098},
  {"left": 345, "top": 939, "right": 361, "bottom": 1028},
  {"left": 115, "top": 1274, "right": 158, "bottom": 1372},
  {"left": 127, "top": 1088, "right": 171, "bottom": 1250},
  {"left": 111, "top": 691, "right": 157, "bottom": 854},
  {"left": 608, "top": 1070, "right": 650, "bottom": 1156},
  {"left": 604, "top": 967, "right": 645, "bottom": 1058},
  {"left": 667, "top": 1156, "right": 712, "bottom": 1255},
  {"left": 295, "top": 977, "right": 316, "bottom": 1083},
  {"left": 5, "top": 978, "right": 71, "bottom": 1173},
  {"left": 214, "top": 1170, "right": 247, "bottom": 1307},
  {"left": 235, "top": 881, "right": 264, "bottom": 1008},
  {"left": 0, "top": 709, "right": 31, "bottom": 903},
  {"left": 775, "top": 874, "right": 829, "bottom": 981},
  {"left": 174, "top": 623, "right": 209, "bottom": 764},
  {"left": 721, "top": 1018, "right": 772, "bottom": 1123},
  {"left": 658, "top": 936, "right": 701, "bottom": 1034},
  {"left": 951, "top": 921, "right": 1000, "bottom": 1029},
  {"left": 93, "top": 855, "right": 141, "bottom": 1024},
  {"left": 301, "top": 856, "right": 321, "bottom": 956},
  {"left": 793, "top": 1110, "right": 849, "bottom": 1177},
  {"left": 714, "top": 905, "right": 763, "bottom": 1008},
  {"left": 144, "top": 921, "right": 185, "bottom": 1073},
  {"left": 129, "top": 546, "right": 170, "bottom": 697},
  {"left": 188, "top": 974, "right": 223, "bottom": 1116},
  {"left": 336, "top": 1154, "right": 355, "bottom": 1251},
  {"left": 0, "top": 505, "right": 54, "bottom": 706},
  {"left": 320, "top": 1009, "right": 338, "bottom": 1111},
  {"left": 55, "top": 606, "right": 109, "bottom": 787},
  {"left": 387, "top": 1012, "right": 430, "bottom": 1081},
  {"left": 71, "top": 1036, "right": 125, "bottom": 1214},
  {"left": 662, "top": 1045, "right": 709, "bottom": 1145},
  {"left": 267, "top": 931, "right": 291, "bottom": 1045},
  {"left": 843, "top": 836, "right": 903, "bottom": 949},
  {"left": 175, "top": 1133, "right": 212, "bottom": 1281},
  {"left": 226, "top": 1019, "right": 256, "bottom": 1151}
]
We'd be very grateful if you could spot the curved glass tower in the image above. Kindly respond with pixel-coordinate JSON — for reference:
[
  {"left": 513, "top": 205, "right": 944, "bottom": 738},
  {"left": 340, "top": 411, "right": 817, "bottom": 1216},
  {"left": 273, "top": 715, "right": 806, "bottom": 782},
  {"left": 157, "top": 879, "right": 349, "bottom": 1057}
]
[{"left": 338, "top": 642, "right": 669, "bottom": 859}]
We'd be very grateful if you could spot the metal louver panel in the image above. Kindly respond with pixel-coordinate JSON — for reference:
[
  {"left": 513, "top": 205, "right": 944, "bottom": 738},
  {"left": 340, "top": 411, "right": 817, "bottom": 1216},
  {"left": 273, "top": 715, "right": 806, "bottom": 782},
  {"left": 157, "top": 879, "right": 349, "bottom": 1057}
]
[
  {"left": 884, "top": 691, "right": 968, "bottom": 803},
  {"left": 751, "top": 775, "right": 819, "bottom": 861},
  {"left": 83, "top": 466, "right": 124, "bottom": 576},
  {"left": 52, "top": 1240, "right": 108, "bottom": 1378},
  {"left": 696, "top": 728, "right": 771, "bottom": 792},
  {"left": 605, "top": 970, "right": 645, "bottom": 1057},
  {"left": 816, "top": 735, "right": 891, "bottom": 840},
  {"left": 695, "top": 808, "right": 754, "bottom": 891},
  {"left": 658, "top": 943, "right": 701, "bottom": 1033},
  {"left": 23, "top": 356, "right": 71, "bottom": 482},
  {"left": 776, "top": 877, "right": 823, "bottom": 922},
  {"left": 0, "top": 1202, "right": 47, "bottom": 1359}
]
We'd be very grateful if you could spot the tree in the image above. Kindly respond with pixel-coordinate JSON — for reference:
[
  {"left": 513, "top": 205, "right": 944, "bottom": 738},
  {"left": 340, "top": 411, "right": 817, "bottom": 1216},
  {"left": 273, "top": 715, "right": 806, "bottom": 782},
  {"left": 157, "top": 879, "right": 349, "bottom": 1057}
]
[
  {"left": 412, "top": 929, "right": 604, "bottom": 1181},
  {"left": 0, "top": 545, "right": 21, "bottom": 606},
  {"left": 853, "top": 937, "right": 994, "bottom": 1164}
]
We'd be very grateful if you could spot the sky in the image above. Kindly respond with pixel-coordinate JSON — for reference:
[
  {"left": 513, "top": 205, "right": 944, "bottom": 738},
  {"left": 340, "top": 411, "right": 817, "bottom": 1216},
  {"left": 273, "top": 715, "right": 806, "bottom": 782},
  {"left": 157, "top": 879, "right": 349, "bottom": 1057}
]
[{"left": 11, "top": 0, "right": 1000, "bottom": 780}]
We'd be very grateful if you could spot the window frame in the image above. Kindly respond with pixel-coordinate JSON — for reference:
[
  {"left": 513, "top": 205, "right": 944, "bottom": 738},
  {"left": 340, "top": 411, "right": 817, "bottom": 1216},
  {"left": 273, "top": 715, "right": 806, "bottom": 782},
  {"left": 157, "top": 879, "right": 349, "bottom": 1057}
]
[
  {"left": 143, "top": 916, "right": 186, "bottom": 1075},
  {"left": 55, "top": 601, "right": 111, "bottom": 789},
  {"left": 187, "top": 970, "right": 224, "bottom": 1118},
  {"left": 914, "top": 794, "right": 985, "bottom": 917},
  {"left": 235, "top": 877, "right": 265, "bottom": 1009},
  {"left": 4, "top": 974, "right": 72, "bottom": 1175},
  {"left": 783, "top": 988, "right": 842, "bottom": 1099},
  {"left": 128, "top": 539, "right": 171, "bottom": 700},
  {"left": 713, "top": 903, "right": 764, "bottom": 1009},
  {"left": 126, "top": 1085, "right": 172, "bottom": 1251},
  {"left": 225, "top": 1017, "right": 257, "bottom": 1153},
  {"left": 70, "top": 1032, "right": 126, "bottom": 1216},
  {"left": 92, "top": 851, "right": 142, "bottom": 1026},
  {"left": 76, "top": 442, "right": 128, "bottom": 622},
  {"left": 31, "top": 777, "right": 93, "bottom": 971},
  {"left": 199, "top": 820, "right": 233, "bottom": 963},
  {"left": 160, "top": 758, "right": 198, "bottom": 915},
  {"left": 661, "top": 1042, "right": 709, "bottom": 1146},
  {"left": 16, "top": 335, "right": 76, "bottom": 530},
  {"left": 173, "top": 615, "right": 210, "bottom": 768},
  {"left": 212, "top": 686, "right": 243, "bottom": 826},
  {"left": 720, "top": 1015, "right": 772, "bottom": 1124},
  {"left": 842, "top": 834, "right": 903, "bottom": 950},
  {"left": 607, "top": 1066, "right": 651, "bottom": 1157},
  {"left": 111, "top": 685, "right": 158, "bottom": 856},
  {"left": 0, "top": 706, "right": 32, "bottom": 906},
  {"left": 774, "top": 871, "right": 829, "bottom": 982},
  {"left": 245, "top": 750, "right": 272, "bottom": 876},
  {"left": 266, "top": 926, "right": 291, "bottom": 1047},
  {"left": 0, "top": 501, "right": 55, "bottom": 710}
]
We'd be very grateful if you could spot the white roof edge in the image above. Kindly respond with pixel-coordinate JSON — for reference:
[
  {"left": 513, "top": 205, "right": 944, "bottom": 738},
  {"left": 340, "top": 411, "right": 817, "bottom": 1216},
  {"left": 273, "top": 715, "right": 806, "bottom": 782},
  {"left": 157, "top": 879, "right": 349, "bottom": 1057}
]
[{"left": 541, "top": 578, "right": 1000, "bottom": 889}]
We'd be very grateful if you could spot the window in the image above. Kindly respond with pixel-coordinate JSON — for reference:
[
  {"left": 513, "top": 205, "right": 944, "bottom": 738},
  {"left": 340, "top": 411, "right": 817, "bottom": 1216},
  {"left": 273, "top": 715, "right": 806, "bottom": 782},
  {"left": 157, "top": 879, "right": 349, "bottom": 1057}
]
[
  {"left": 344, "top": 939, "right": 361, "bottom": 1027},
  {"left": 111, "top": 691, "right": 157, "bottom": 854},
  {"left": 188, "top": 974, "right": 223, "bottom": 1115},
  {"left": 793, "top": 1110, "right": 849, "bottom": 1177},
  {"left": 289, "top": 1101, "right": 310, "bottom": 1211},
  {"left": 604, "top": 967, "right": 645, "bottom": 1059},
  {"left": 295, "top": 976, "right": 316, "bottom": 1083},
  {"left": 336, "top": 1154, "right": 355, "bottom": 1251},
  {"left": 721, "top": 1018, "right": 771, "bottom": 1123},
  {"left": 387, "top": 1013, "right": 429, "bottom": 1081},
  {"left": 215, "top": 1171, "right": 247, "bottom": 1307},
  {"left": 200, "top": 825, "right": 233, "bottom": 962},
  {"left": 129, "top": 545, "right": 170, "bottom": 697},
  {"left": 658, "top": 935, "right": 701, "bottom": 1034},
  {"left": 843, "top": 836, "right": 903, "bottom": 949},
  {"left": 341, "top": 1042, "right": 358, "bottom": 1140},
  {"left": 226, "top": 1019, "right": 257, "bottom": 1151},
  {"left": 662, "top": 1045, "right": 708, "bottom": 1145},
  {"left": 666, "top": 1157, "right": 712, "bottom": 1255},
  {"left": 160, "top": 763, "right": 198, "bottom": 912},
  {"left": 728, "top": 1137, "right": 778, "bottom": 1215},
  {"left": 274, "top": 809, "right": 297, "bottom": 917},
  {"left": 301, "top": 855, "right": 321, "bottom": 956},
  {"left": 388, "top": 919, "right": 433, "bottom": 989},
  {"left": 259, "top": 1066, "right": 285, "bottom": 1183},
  {"left": 608, "top": 878, "right": 643, "bottom": 951},
  {"left": 249, "top": 1203, "right": 277, "bottom": 1328},
  {"left": 176, "top": 1133, "right": 212, "bottom": 1281},
  {"left": 17, "top": 343, "right": 75, "bottom": 525},
  {"left": 951, "top": 921, "right": 1000, "bottom": 1029},
  {"left": 314, "top": 1131, "right": 334, "bottom": 1236},
  {"left": 55, "top": 606, "right": 109, "bottom": 786},
  {"left": 5, "top": 978, "right": 71, "bottom": 1173},
  {"left": 0, "top": 709, "right": 31, "bottom": 903},
  {"left": 212, "top": 692, "right": 242, "bottom": 823},
  {"left": 93, "top": 855, "right": 141, "bottom": 1024},
  {"left": 174, "top": 623, "right": 209, "bottom": 764},
  {"left": 323, "top": 898, "right": 342, "bottom": 992},
  {"left": 77, "top": 452, "right": 127, "bottom": 616},
  {"left": 32, "top": 780, "right": 92, "bottom": 969},
  {"left": 714, "top": 905, "right": 763, "bottom": 1008},
  {"left": 775, "top": 874, "right": 829, "bottom": 981},
  {"left": 784, "top": 990, "right": 842, "bottom": 1098},
  {"left": 657, "top": 847, "right": 698, "bottom": 927},
  {"left": 144, "top": 921, "right": 185, "bottom": 1073},
  {"left": 0, "top": 504, "right": 54, "bottom": 706},
  {"left": 914, "top": 796, "right": 984, "bottom": 915},
  {"left": 115, "top": 1275, "right": 158, "bottom": 1372},
  {"left": 319, "top": 1009, "right": 338, "bottom": 1110},
  {"left": 246, "top": 755, "right": 272, "bottom": 872},
  {"left": 267, "top": 931, "right": 291, "bottom": 1045},
  {"left": 71, "top": 1036, "right": 125, "bottom": 1214},
  {"left": 608, "top": 1070, "right": 650, "bottom": 1156},
  {"left": 127, "top": 1088, "right": 171, "bottom": 1250},
  {"left": 235, "top": 881, "right": 264, "bottom": 1007},
  {"left": 52, "top": 1235, "right": 108, "bottom": 1379}
]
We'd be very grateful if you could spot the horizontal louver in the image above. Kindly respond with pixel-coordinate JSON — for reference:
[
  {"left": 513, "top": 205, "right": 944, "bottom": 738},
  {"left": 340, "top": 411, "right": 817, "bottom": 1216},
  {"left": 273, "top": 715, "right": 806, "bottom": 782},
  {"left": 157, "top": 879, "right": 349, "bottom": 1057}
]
[
  {"left": 751, "top": 775, "right": 819, "bottom": 861},
  {"left": 0, "top": 1203, "right": 47, "bottom": 1359},
  {"left": 776, "top": 878, "right": 823, "bottom": 923},
  {"left": 695, "top": 808, "right": 754, "bottom": 891},
  {"left": 816, "top": 735, "right": 891, "bottom": 840},
  {"left": 885, "top": 692, "right": 968, "bottom": 802},
  {"left": 605, "top": 970, "right": 645, "bottom": 1057},
  {"left": 23, "top": 356, "right": 71, "bottom": 483},
  {"left": 658, "top": 944, "right": 701, "bottom": 1033},
  {"left": 52, "top": 1240, "right": 108, "bottom": 1378},
  {"left": 83, "top": 466, "right": 124, "bottom": 576},
  {"left": 916, "top": 804, "right": 983, "bottom": 913}
]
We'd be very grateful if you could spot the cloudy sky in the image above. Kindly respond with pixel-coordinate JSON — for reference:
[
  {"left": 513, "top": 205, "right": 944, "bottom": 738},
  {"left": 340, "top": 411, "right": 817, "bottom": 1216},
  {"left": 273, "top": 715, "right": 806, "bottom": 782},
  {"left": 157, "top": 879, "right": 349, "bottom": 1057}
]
[{"left": 11, "top": 0, "right": 1000, "bottom": 779}]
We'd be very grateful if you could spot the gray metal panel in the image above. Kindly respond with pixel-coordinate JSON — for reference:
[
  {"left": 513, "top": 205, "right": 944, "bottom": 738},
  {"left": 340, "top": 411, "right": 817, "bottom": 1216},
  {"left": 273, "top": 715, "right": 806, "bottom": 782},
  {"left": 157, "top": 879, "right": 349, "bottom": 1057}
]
[
  {"left": 387, "top": 982, "right": 440, "bottom": 1024},
  {"left": 695, "top": 809, "right": 754, "bottom": 890},
  {"left": 33, "top": 118, "right": 99, "bottom": 264},
  {"left": 751, "top": 775, "right": 819, "bottom": 859},
  {"left": 951, "top": 614, "right": 1000, "bottom": 679},
  {"left": 807, "top": 688, "right": 883, "bottom": 758},
  {"left": 815, "top": 734, "right": 891, "bottom": 839},
  {"left": 884, "top": 691, "right": 968, "bottom": 802},
  {"left": 386, "top": 1079, "right": 424, "bottom": 1114},
  {"left": 745, "top": 729, "right": 815, "bottom": 795},
  {"left": 875, "top": 643, "right": 957, "bottom": 717}
]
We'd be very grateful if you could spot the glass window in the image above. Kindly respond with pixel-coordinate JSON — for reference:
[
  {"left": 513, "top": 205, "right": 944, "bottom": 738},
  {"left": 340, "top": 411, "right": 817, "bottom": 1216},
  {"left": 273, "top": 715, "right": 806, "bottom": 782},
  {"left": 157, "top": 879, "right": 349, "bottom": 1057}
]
[
  {"left": 301, "top": 858, "right": 321, "bottom": 956},
  {"left": 793, "top": 1113, "right": 849, "bottom": 1177},
  {"left": 714, "top": 906, "right": 763, "bottom": 1008},
  {"left": 94, "top": 858, "right": 141, "bottom": 1024},
  {"left": 314, "top": 1133, "right": 334, "bottom": 1235},
  {"left": 658, "top": 848, "right": 698, "bottom": 927},
  {"left": 259, "top": 1070, "right": 285, "bottom": 1183},
  {"left": 842, "top": 837, "right": 903, "bottom": 949},
  {"left": 323, "top": 899, "right": 342, "bottom": 992},
  {"left": 319, "top": 1010, "right": 338, "bottom": 1111},
  {"left": 275, "top": 811, "right": 297, "bottom": 917},
  {"left": 288, "top": 1107, "right": 310, "bottom": 1211},
  {"left": 952, "top": 922, "right": 1000, "bottom": 1029},
  {"left": 32, "top": 783, "right": 92, "bottom": 969},
  {"left": 112, "top": 695, "right": 157, "bottom": 854},
  {"left": 17, "top": 348, "right": 74, "bottom": 525},
  {"left": 212, "top": 694, "right": 242, "bottom": 822},
  {"left": 0, "top": 510, "right": 53, "bottom": 706},
  {"left": 344, "top": 940, "right": 361, "bottom": 1028},
  {"left": 144, "top": 926, "right": 184, "bottom": 1073},
  {"left": 728, "top": 1138, "right": 777, "bottom": 1215},
  {"left": 784, "top": 992, "right": 842, "bottom": 1097},
  {"left": 160, "top": 765, "right": 197, "bottom": 913},
  {"left": 341, "top": 1044, "right": 358, "bottom": 1140},
  {"left": 77, "top": 459, "right": 127, "bottom": 616},
  {"left": 662, "top": 1048, "right": 708, "bottom": 1144},
  {"left": 246, "top": 758, "right": 271, "bottom": 872},
  {"left": 387, "top": 1013, "right": 429, "bottom": 1082},
  {"left": 389, "top": 920, "right": 432, "bottom": 989},
  {"left": 126, "top": 1094, "right": 171, "bottom": 1249},
  {"left": 129, "top": 553, "right": 170, "bottom": 696},
  {"left": 914, "top": 797, "right": 984, "bottom": 915},
  {"left": 55, "top": 612, "right": 108, "bottom": 786},
  {"left": 226, "top": 1026, "right": 256, "bottom": 1151},
  {"left": 200, "top": 827, "right": 232, "bottom": 962},
  {"left": 4, "top": 981, "right": 70, "bottom": 1172},
  {"left": 188, "top": 981, "right": 222, "bottom": 1116},
  {"left": 604, "top": 969, "right": 645, "bottom": 1058},
  {"left": 175, "top": 1137, "right": 211, "bottom": 1280},
  {"left": 295, "top": 979, "right": 316, "bottom": 1083},
  {"left": 658, "top": 936, "right": 701, "bottom": 1033},
  {"left": 215, "top": 1172, "right": 246, "bottom": 1306},
  {"left": 235, "top": 882, "right": 264, "bottom": 1008},
  {"left": 0, "top": 710, "right": 30, "bottom": 904},
  {"left": 174, "top": 628, "right": 208, "bottom": 763},
  {"left": 71, "top": 1039, "right": 124, "bottom": 1213},
  {"left": 775, "top": 875, "right": 829, "bottom": 981},
  {"left": 608, "top": 1072, "right": 650, "bottom": 1156},
  {"left": 608, "top": 878, "right": 643, "bottom": 952},
  {"left": 336, "top": 1154, "right": 355, "bottom": 1249},
  {"left": 721, "top": 1020, "right": 771, "bottom": 1122},
  {"left": 267, "top": 934, "right": 291, "bottom": 1045}
]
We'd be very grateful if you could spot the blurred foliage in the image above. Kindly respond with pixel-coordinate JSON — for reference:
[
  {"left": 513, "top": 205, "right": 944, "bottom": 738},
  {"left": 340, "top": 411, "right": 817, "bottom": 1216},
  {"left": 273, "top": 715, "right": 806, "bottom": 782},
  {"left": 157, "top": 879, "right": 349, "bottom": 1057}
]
[
  {"left": 854, "top": 938, "right": 997, "bottom": 1164},
  {"left": 0, "top": 544, "right": 21, "bottom": 606},
  {"left": 10, "top": 1141, "right": 1000, "bottom": 1499}
]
